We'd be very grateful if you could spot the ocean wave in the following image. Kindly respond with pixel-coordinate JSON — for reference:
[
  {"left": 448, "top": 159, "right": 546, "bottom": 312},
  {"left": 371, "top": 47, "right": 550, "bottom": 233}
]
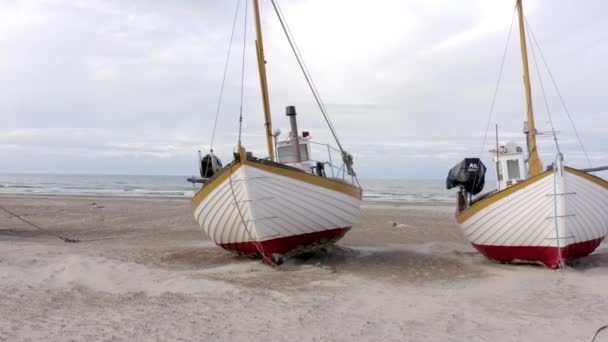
[{"left": 0, "top": 175, "right": 453, "bottom": 202}]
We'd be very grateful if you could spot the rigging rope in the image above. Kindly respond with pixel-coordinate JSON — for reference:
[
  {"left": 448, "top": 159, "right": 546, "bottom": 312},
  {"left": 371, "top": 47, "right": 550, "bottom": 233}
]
[
  {"left": 0, "top": 204, "right": 79, "bottom": 243},
  {"left": 227, "top": 166, "right": 258, "bottom": 252},
  {"left": 523, "top": 16, "right": 592, "bottom": 167},
  {"left": 478, "top": 5, "right": 516, "bottom": 158},
  {"left": 269, "top": 0, "right": 357, "bottom": 177},
  {"left": 209, "top": 0, "right": 242, "bottom": 152},
  {"left": 271, "top": 0, "right": 337, "bottom": 140},
  {"left": 227, "top": 161, "right": 276, "bottom": 265},
  {"left": 237, "top": 0, "right": 248, "bottom": 146},
  {"left": 524, "top": 16, "right": 561, "bottom": 155}
]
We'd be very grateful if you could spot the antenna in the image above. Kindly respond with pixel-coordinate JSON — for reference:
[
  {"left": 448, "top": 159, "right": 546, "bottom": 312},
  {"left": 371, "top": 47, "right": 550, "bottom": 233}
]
[
  {"left": 272, "top": 128, "right": 281, "bottom": 161},
  {"left": 496, "top": 124, "right": 501, "bottom": 191}
]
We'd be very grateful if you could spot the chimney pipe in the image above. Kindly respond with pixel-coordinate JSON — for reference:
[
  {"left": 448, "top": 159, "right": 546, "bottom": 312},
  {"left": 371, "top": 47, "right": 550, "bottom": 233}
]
[{"left": 286, "top": 105, "right": 302, "bottom": 163}]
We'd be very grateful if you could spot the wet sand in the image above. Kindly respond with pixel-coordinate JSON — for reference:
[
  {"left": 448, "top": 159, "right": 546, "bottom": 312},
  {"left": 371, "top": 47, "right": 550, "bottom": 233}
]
[{"left": 1, "top": 194, "right": 607, "bottom": 341}]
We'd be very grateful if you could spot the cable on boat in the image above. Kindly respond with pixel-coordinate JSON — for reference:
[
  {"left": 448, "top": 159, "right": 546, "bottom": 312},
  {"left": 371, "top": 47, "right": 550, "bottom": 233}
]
[
  {"left": 551, "top": 154, "right": 565, "bottom": 269},
  {"left": 525, "top": 15, "right": 561, "bottom": 155},
  {"left": 472, "top": 5, "right": 516, "bottom": 190},
  {"left": 0, "top": 204, "right": 79, "bottom": 243},
  {"left": 523, "top": 16, "right": 592, "bottom": 168},
  {"left": 226, "top": 161, "right": 282, "bottom": 267},
  {"left": 270, "top": 0, "right": 338, "bottom": 147},
  {"left": 478, "top": 5, "right": 516, "bottom": 159},
  {"left": 210, "top": 0, "right": 243, "bottom": 152},
  {"left": 227, "top": 165, "right": 262, "bottom": 256},
  {"left": 270, "top": 0, "right": 358, "bottom": 178},
  {"left": 226, "top": 2, "right": 278, "bottom": 266},
  {"left": 237, "top": 0, "right": 248, "bottom": 146}
]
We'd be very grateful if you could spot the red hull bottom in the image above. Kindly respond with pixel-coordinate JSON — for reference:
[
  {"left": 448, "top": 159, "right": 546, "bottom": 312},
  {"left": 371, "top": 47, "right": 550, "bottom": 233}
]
[
  {"left": 472, "top": 237, "right": 604, "bottom": 269},
  {"left": 219, "top": 227, "right": 351, "bottom": 262}
]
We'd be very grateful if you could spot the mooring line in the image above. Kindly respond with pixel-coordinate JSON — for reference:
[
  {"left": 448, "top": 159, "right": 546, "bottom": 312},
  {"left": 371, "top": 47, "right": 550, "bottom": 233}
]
[
  {"left": 0, "top": 204, "right": 79, "bottom": 243},
  {"left": 591, "top": 324, "right": 608, "bottom": 342}
]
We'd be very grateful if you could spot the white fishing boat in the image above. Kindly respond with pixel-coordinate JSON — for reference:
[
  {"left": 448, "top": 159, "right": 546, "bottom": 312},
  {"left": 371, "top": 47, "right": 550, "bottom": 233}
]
[
  {"left": 447, "top": 0, "right": 608, "bottom": 268},
  {"left": 189, "top": 0, "right": 362, "bottom": 265}
]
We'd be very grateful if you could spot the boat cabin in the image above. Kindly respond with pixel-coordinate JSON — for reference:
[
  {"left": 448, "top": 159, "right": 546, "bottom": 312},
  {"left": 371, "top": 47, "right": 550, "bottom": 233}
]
[
  {"left": 276, "top": 133, "right": 321, "bottom": 174},
  {"left": 490, "top": 142, "right": 527, "bottom": 190},
  {"left": 273, "top": 106, "right": 330, "bottom": 177},
  {"left": 276, "top": 134, "right": 310, "bottom": 164}
]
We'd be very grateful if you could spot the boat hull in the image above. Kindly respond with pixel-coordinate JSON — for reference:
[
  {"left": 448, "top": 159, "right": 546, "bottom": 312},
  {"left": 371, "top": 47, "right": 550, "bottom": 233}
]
[
  {"left": 472, "top": 237, "right": 604, "bottom": 269},
  {"left": 192, "top": 155, "right": 362, "bottom": 262},
  {"left": 456, "top": 166, "right": 608, "bottom": 268},
  {"left": 219, "top": 227, "right": 351, "bottom": 257}
]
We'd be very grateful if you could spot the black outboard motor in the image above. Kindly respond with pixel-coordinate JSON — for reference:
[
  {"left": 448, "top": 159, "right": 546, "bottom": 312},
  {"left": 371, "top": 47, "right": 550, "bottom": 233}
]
[
  {"left": 200, "top": 154, "right": 222, "bottom": 178},
  {"left": 446, "top": 158, "right": 486, "bottom": 195}
]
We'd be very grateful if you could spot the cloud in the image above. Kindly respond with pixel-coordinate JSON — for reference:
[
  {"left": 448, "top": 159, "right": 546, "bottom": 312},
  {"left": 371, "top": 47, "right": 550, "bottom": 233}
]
[{"left": 0, "top": 0, "right": 607, "bottom": 178}]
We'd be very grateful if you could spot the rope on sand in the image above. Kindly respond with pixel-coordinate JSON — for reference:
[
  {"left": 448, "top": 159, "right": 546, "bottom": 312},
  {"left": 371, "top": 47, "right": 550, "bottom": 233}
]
[
  {"left": 591, "top": 325, "right": 608, "bottom": 342},
  {"left": 0, "top": 204, "right": 79, "bottom": 243}
]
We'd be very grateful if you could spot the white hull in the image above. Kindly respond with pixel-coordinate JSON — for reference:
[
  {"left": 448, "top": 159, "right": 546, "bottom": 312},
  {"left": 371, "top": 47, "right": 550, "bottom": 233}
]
[
  {"left": 192, "top": 160, "right": 362, "bottom": 261},
  {"left": 458, "top": 165, "right": 608, "bottom": 268}
]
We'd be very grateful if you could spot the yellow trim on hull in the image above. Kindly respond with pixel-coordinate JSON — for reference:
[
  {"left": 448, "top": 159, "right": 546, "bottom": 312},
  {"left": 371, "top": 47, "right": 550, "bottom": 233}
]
[
  {"left": 244, "top": 161, "right": 362, "bottom": 200},
  {"left": 191, "top": 146, "right": 362, "bottom": 210},
  {"left": 191, "top": 163, "right": 241, "bottom": 209},
  {"left": 456, "top": 170, "right": 552, "bottom": 224},
  {"left": 565, "top": 167, "right": 608, "bottom": 189}
]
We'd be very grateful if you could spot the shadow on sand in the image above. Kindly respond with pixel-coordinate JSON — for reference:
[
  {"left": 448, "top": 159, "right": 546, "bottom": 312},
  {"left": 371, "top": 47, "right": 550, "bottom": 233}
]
[
  {"left": 290, "top": 246, "right": 485, "bottom": 283},
  {"left": 162, "top": 246, "right": 264, "bottom": 270},
  {"left": 568, "top": 250, "right": 608, "bottom": 270},
  {"left": 162, "top": 244, "right": 486, "bottom": 285}
]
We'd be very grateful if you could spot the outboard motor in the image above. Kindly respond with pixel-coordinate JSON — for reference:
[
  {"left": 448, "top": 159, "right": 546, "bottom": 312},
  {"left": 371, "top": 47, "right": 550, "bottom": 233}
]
[
  {"left": 446, "top": 158, "right": 486, "bottom": 195},
  {"left": 200, "top": 154, "right": 222, "bottom": 178}
]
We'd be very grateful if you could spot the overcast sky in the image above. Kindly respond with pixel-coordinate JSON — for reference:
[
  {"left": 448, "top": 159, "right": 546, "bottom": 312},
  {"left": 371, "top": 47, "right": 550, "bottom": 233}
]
[{"left": 1, "top": 0, "right": 606, "bottom": 179}]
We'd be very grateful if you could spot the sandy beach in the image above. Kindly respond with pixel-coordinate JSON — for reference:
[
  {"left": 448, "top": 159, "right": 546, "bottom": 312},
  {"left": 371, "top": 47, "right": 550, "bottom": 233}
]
[{"left": 1, "top": 194, "right": 607, "bottom": 341}]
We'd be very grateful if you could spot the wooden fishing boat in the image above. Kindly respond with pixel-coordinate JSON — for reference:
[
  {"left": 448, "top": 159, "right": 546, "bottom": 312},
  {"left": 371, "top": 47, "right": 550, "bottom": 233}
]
[
  {"left": 447, "top": 0, "right": 608, "bottom": 268},
  {"left": 190, "top": 0, "right": 362, "bottom": 265}
]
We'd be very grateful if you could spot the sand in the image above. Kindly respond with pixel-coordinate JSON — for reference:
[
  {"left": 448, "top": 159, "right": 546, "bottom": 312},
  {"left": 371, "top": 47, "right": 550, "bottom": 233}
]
[{"left": 1, "top": 194, "right": 607, "bottom": 341}]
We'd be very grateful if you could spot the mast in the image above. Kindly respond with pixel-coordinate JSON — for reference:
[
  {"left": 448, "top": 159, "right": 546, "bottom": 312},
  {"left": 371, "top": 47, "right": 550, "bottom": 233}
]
[
  {"left": 252, "top": 0, "right": 275, "bottom": 161},
  {"left": 516, "top": 0, "right": 542, "bottom": 176}
]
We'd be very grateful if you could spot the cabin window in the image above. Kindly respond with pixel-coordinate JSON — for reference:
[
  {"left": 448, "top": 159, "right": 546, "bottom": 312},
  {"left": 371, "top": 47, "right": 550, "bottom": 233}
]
[
  {"left": 507, "top": 160, "right": 520, "bottom": 180},
  {"left": 277, "top": 144, "right": 309, "bottom": 163},
  {"left": 496, "top": 161, "right": 503, "bottom": 181}
]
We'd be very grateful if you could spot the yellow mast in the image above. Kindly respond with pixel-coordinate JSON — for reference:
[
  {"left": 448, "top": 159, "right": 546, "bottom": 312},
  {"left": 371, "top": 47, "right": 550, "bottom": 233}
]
[
  {"left": 516, "top": 0, "right": 542, "bottom": 176},
  {"left": 252, "top": 0, "right": 275, "bottom": 161}
]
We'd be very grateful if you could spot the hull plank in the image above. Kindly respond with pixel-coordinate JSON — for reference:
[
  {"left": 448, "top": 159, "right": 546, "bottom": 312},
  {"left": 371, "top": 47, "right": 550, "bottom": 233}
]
[
  {"left": 457, "top": 167, "right": 608, "bottom": 268},
  {"left": 220, "top": 227, "right": 351, "bottom": 258},
  {"left": 473, "top": 237, "right": 604, "bottom": 269},
  {"left": 193, "top": 160, "right": 361, "bottom": 262}
]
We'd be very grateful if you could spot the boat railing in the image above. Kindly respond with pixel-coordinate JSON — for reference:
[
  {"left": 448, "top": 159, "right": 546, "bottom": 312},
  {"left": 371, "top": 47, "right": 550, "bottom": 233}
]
[
  {"left": 306, "top": 140, "right": 350, "bottom": 181},
  {"left": 580, "top": 165, "right": 608, "bottom": 173},
  {"left": 188, "top": 140, "right": 357, "bottom": 189}
]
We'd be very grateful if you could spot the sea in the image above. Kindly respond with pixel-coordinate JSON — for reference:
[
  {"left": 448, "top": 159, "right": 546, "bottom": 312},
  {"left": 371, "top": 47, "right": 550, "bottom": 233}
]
[{"left": 0, "top": 174, "right": 456, "bottom": 203}]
